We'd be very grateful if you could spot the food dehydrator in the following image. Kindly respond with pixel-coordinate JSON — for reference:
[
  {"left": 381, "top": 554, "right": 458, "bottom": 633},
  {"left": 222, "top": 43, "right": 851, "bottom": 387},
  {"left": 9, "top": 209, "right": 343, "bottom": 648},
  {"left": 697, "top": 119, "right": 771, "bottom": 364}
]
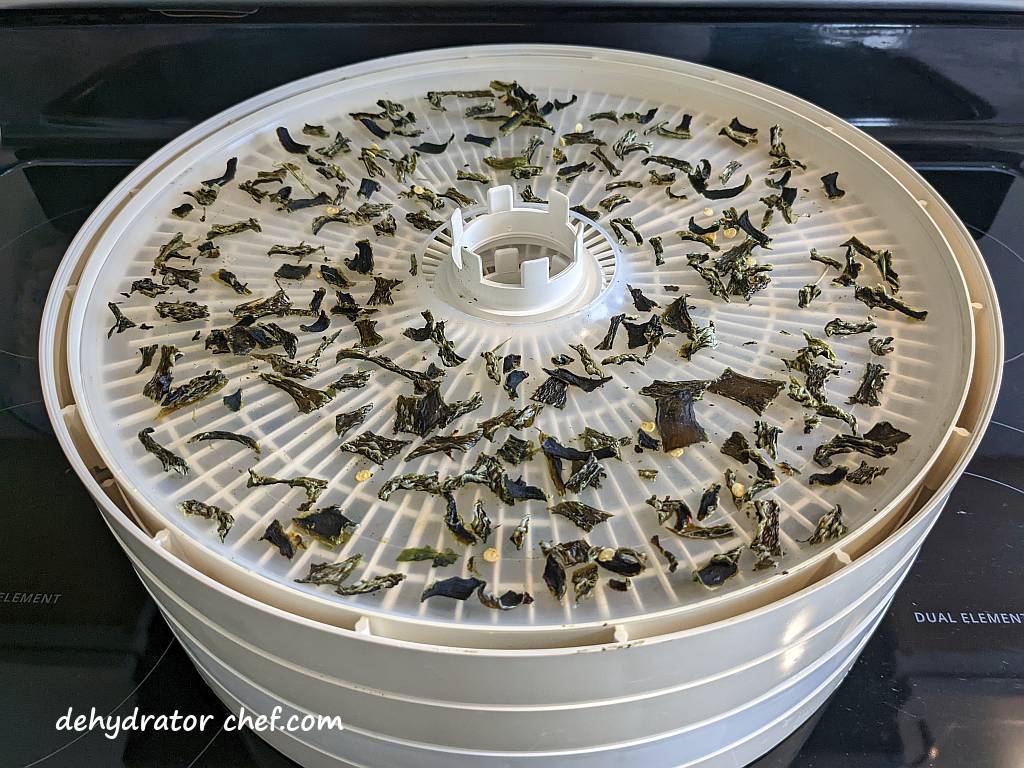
[{"left": 39, "top": 45, "right": 1002, "bottom": 767}]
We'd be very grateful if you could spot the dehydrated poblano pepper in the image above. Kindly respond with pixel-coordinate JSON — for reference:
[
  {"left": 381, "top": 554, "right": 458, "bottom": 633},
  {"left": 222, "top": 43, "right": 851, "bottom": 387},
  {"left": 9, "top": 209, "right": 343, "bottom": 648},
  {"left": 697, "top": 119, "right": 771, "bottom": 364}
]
[
  {"left": 804, "top": 505, "right": 848, "bottom": 544},
  {"left": 179, "top": 499, "right": 234, "bottom": 542},
  {"left": 187, "top": 430, "right": 260, "bottom": 454},
  {"left": 824, "top": 317, "right": 877, "bottom": 336},
  {"left": 398, "top": 545, "right": 459, "bottom": 568},
  {"left": 293, "top": 506, "right": 358, "bottom": 547},
  {"left": 813, "top": 421, "right": 911, "bottom": 466},
  {"left": 138, "top": 427, "right": 189, "bottom": 475},
  {"left": 848, "top": 361, "right": 889, "bottom": 407},
  {"left": 261, "top": 373, "right": 334, "bottom": 413},
  {"left": 296, "top": 554, "right": 363, "bottom": 587},
  {"left": 158, "top": 370, "right": 228, "bottom": 418},
  {"left": 156, "top": 300, "right": 209, "bottom": 323},
  {"left": 708, "top": 368, "right": 785, "bottom": 416},
  {"left": 335, "top": 573, "right": 406, "bottom": 596},
  {"left": 339, "top": 430, "right": 411, "bottom": 465},
  {"left": 693, "top": 547, "right": 742, "bottom": 589},
  {"left": 848, "top": 461, "right": 888, "bottom": 484},
  {"left": 820, "top": 172, "right": 845, "bottom": 200}
]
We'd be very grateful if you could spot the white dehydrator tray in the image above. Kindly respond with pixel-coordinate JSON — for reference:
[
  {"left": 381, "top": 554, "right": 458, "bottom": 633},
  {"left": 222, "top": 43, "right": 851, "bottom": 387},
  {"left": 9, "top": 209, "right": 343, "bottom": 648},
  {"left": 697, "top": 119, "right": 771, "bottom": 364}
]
[{"left": 40, "top": 45, "right": 1001, "bottom": 767}]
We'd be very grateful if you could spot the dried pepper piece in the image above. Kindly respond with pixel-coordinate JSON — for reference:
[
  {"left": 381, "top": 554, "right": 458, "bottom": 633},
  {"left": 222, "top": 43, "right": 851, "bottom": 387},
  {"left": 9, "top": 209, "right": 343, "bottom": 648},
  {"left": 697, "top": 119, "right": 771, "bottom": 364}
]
[
  {"left": 497, "top": 435, "right": 536, "bottom": 466},
  {"left": 721, "top": 431, "right": 777, "bottom": 483},
  {"left": 247, "top": 469, "right": 327, "bottom": 503},
  {"left": 824, "top": 317, "right": 877, "bottom": 336},
  {"left": 156, "top": 263, "right": 201, "bottom": 290},
  {"left": 650, "top": 535, "right": 679, "bottom": 572},
  {"left": 810, "top": 248, "right": 843, "bottom": 271},
  {"left": 750, "top": 499, "right": 783, "bottom": 569},
  {"left": 470, "top": 500, "right": 493, "bottom": 543},
  {"left": 869, "top": 336, "right": 895, "bottom": 355},
  {"left": 155, "top": 301, "right": 208, "bottom": 323},
  {"left": 274, "top": 263, "right": 313, "bottom": 281},
  {"left": 411, "top": 133, "right": 455, "bottom": 154},
  {"left": 336, "top": 347, "right": 443, "bottom": 388},
  {"left": 820, "top": 172, "right": 846, "bottom": 200},
  {"left": 809, "top": 466, "right": 848, "bottom": 486},
  {"left": 478, "top": 587, "right": 534, "bottom": 611},
  {"left": 842, "top": 236, "right": 900, "bottom": 292},
  {"left": 421, "top": 576, "right": 485, "bottom": 602},
  {"left": 465, "top": 133, "right": 495, "bottom": 148},
  {"left": 335, "top": 573, "right": 406, "bottom": 596},
  {"left": 697, "top": 483, "right": 721, "bottom": 521},
  {"left": 188, "top": 430, "right": 260, "bottom": 454},
  {"left": 832, "top": 246, "right": 864, "bottom": 287},
  {"left": 158, "top": 370, "right": 228, "bottom": 418},
  {"left": 339, "top": 431, "right": 411, "bottom": 465},
  {"left": 754, "top": 420, "right": 783, "bottom": 459},
  {"left": 206, "top": 217, "right": 261, "bottom": 240},
  {"left": 847, "top": 461, "right": 888, "bottom": 484},
  {"left": 135, "top": 344, "right": 158, "bottom": 374},
  {"left": 693, "top": 547, "right": 742, "bottom": 589},
  {"left": 406, "top": 429, "right": 483, "bottom": 461},
  {"left": 222, "top": 389, "right": 242, "bottom": 412},
  {"left": 531, "top": 377, "right": 568, "bottom": 409},
  {"left": 595, "top": 313, "right": 627, "bottom": 351},
  {"left": 128, "top": 278, "right": 169, "bottom": 298},
  {"left": 275, "top": 126, "right": 310, "bottom": 154},
  {"left": 563, "top": 454, "right": 606, "bottom": 494},
  {"left": 572, "top": 563, "right": 600, "bottom": 603},
  {"left": 590, "top": 547, "right": 645, "bottom": 578},
  {"left": 397, "top": 546, "right": 458, "bottom": 568},
  {"left": 849, "top": 362, "right": 889, "bottom": 406},
  {"left": 138, "top": 428, "right": 189, "bottom": 475},
  {"left": 201, "top": 157, "right": 237, "bottom": 187},
  {"left": 178, "top": 500, "right": 234, "bottom": 542},
  {"left": 813, "top": 421, "right": 911, "bottom": 466},
  {"left": 207, "top": 318, "right": 297, "bottom": 358},
  {"left": 440, "top": 492, "right": 477, "bottom": 545},
  {"left": 719, "top": 117, "right": 758, "bottom": 146},
  {"left": 477, "top": 404, "right": 542, "bottom": 440},
  {"left": 296, "top": 555, "right": 363, "bottom": 587},
  {"left": 804, "top": 505, "right": 848, "bottom": 544},
  {"left": 394, "top": 387, "right": 482, "bottom": 437},
  {"left": 503, "top": 368, "right": 529, "bottom": 399},
  {"left": 638, "top": 379, "right": 711, "bottom": 452},
  {"left": 591, "top": 147, "right": 622, "bottom": 177},
  {"left": 854, "top": 285, "right": 927, "bottom": 321},
  {"left": 562, "top": 129, "right": 605, "bottom": 147},
  {"left": 293, "top": 506, "right": 358, "bottom": 547},
  {"left": 331, "top": 404, "right": 372, "bottom": 438},
  {"left": 143, "top": 345, "right": 179, "bottom": 402},
  {"left": 609, "top": 217, "right": 643, "bottom": 246},
  {"left": 210, "top": 269, "right": 251, "bottom": 296},
  {"left": 232, "top": 289, "right": 293, "bottom": 320},
  {"left": 798, "top": 283, "right": 821, "bottom": 308},
  {"left": 260, "top": 519, "right": 304, "bottom": 558},
  {"left": 458, "top": 169, "right": 490, "bottom": 184},
  {"left": 479, "top": 338, "right": 508, "bottom": 384},
  {"left": 709, "top": 368, "right": 785, "bottom": 416},
  {"left": 261, "top": 373, "right": 334, "bottom": 413}
]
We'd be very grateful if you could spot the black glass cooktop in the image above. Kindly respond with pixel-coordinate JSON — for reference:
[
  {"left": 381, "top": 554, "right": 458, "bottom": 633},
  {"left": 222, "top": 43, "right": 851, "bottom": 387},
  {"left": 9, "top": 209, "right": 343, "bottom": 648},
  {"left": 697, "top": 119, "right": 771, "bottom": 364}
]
[{"left": 2, "top": 9, "right": 1022, "bottom": 768}]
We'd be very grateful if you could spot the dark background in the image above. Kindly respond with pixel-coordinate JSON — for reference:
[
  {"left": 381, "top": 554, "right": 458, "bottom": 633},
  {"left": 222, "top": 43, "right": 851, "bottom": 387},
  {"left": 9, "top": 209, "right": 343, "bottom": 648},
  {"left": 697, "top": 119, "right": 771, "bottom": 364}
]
[{"left": 1, "top": 6, "right": 1022, "bottom": 767}]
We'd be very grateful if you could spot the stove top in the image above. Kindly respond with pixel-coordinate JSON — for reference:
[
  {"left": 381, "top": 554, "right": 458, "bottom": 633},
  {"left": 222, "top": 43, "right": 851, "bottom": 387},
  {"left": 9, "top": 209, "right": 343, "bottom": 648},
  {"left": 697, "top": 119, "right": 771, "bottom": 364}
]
[{"left": 1, "top": 9, "right": 1021, "bottom": 768}]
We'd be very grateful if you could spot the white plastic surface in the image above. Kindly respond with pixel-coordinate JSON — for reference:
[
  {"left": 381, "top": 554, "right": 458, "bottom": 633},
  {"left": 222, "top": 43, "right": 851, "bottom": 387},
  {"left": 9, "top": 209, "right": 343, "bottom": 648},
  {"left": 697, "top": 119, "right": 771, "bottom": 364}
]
[{"left": 60, "top": 46, "right": 976, "bottom": 642}]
